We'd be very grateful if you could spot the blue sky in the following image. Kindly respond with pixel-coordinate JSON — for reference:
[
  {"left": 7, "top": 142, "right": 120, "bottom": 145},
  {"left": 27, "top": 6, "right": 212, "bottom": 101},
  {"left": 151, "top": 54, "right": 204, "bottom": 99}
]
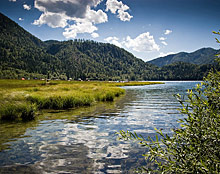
[{"left": 1, "top": 0, "right": 220, "bottom": 61}]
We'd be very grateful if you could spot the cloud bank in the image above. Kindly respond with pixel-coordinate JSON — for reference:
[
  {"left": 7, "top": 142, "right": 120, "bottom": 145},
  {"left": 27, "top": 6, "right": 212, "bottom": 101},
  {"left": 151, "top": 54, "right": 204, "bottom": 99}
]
[
  {"left": 123, "top": 32, "right": 160, "bottom": 52},
  {"left": 33, "top": 0, "right": 132, "bottom": 38},
  {"left": 105, "top": 32, "right": 160, "bottom": 53}
]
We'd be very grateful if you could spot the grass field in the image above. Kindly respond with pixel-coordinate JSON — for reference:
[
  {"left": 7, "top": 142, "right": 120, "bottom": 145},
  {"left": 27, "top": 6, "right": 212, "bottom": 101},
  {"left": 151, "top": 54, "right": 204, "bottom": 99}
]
[{"left": 0, "top": 80, "right": 163, "bottom": 121}]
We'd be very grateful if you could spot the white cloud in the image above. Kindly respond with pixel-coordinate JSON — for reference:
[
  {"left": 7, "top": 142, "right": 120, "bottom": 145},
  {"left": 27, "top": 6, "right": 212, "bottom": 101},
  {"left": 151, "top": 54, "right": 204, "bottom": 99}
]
[
  {"left": 75, "top": 9, "right": 108, "bottom": 24},
  {"left": 106, "top": 0, "right": 133, "bottom": 21},
  {"left": 161, "top": 41, "right": 168, "bottom": 46},
  {"left": 23, "top": 4, "right": 31, "bottom": 10},
  {"left": 159, "top": 52, "right": 175, "bottom": 57},
  {"left": 91, "top": 32, "right": 99, "bottom": 38},
  {"left": 104, "top": 36, "right": 122, "bottom": 47},
  {"left": 34, "top": 0, "right": 102, "bottom": 18},
  {"left": 123, "top": 32, "right": 160, "bottom": 52},
  {"left": 33, "top": 0, "right": 108, "bottom": 38},
  {"left": 164, "top": 29, "right": 172, "bottom": 35},
  {"left": 159, "top": 37, "right": 166, "bottom": 41},
  {"left": 9, "top": 0, "right": 16, "bottom": 2},
  {"left": 33, "top": 12, "right": 68, "bottom": 28},
  {"left": 19, "top": 18, "right": 24, "bottom": 21},
  {"left": 63, "top": 22, "right": 98, "bottom": 39}
]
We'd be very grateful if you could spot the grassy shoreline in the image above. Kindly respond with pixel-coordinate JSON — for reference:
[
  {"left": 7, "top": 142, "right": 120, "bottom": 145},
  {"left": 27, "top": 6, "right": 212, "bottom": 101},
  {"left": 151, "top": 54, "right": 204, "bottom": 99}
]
[{"left": 0, "top": 80, "right": 163, "bottom": 121}]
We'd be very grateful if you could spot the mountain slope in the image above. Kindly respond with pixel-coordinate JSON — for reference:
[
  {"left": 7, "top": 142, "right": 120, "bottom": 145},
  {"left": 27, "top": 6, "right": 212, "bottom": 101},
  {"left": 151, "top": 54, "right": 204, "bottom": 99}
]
[
  {"left": 0, "top": 13, "right": 63, "bottom": 78},
  {"left": 45, "top": 40, "right": 159, "bottom": 80},
  {"left": 0, "top": 12, "right": 217, "bottom": 81},
  {"left": 0, "top": 12, "right": 158, "bottom": 80},
  {"left": 148, "top": 48, "right": 220, "bottom": 67}
]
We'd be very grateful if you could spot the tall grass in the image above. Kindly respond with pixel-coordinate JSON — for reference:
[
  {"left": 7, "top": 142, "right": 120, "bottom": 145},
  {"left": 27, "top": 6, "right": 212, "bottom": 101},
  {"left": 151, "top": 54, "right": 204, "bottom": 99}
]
[
  {"left": 0, "top": 80, "right": 163, "bottom": 121},
  {"left": 27, "top": 95, "right": 95, "bottom": 109},
  {"left": 0, "top": 103, "right": 37, "bottom": 121}
]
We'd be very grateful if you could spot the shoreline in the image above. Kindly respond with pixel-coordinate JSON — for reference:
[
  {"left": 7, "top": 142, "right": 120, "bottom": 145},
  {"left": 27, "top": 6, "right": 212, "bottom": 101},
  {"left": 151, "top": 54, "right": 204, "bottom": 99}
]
[{"left": 0, "top": 80, "right": 163, "bottom": 121}]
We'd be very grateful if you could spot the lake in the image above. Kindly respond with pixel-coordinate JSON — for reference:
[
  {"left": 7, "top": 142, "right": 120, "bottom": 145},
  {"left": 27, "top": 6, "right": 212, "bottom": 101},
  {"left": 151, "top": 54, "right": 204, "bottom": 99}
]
[{"left": 0, "top": 81, "right": 200, "bottom": 173}]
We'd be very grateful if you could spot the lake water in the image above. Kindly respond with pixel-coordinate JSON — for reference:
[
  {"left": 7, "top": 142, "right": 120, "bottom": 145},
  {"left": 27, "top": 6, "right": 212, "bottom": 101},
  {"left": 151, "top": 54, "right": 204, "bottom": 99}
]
[{"left": 0, "top": 81, "right": 200, "bottom": 173}]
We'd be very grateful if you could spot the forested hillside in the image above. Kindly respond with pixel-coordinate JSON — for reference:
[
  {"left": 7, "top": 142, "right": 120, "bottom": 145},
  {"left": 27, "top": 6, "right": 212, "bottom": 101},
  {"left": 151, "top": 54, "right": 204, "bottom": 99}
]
[
  {"left": 0, "top": 12, "right": 217, "bottom": 80},
  {"left": 0, "top": 13, "right": 63, "bottom": 79},
  {"left": 44, "top": 40, "right": 159, "bottom": 80},
  {"left": 0, "top": 12, "right": 160, "bottom": 80},
  {"left": 148, "top": 48, "right": 220, "bottom": 67}
]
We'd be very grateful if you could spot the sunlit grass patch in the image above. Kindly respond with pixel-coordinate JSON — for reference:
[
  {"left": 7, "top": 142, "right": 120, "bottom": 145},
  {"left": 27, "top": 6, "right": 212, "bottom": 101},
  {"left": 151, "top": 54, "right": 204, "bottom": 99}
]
[
  {"left": 0, "top": 80, "right": 163, "bottom": 121},
  {"left": 26, "top": 84, "right": 125, "bottom": 109}
]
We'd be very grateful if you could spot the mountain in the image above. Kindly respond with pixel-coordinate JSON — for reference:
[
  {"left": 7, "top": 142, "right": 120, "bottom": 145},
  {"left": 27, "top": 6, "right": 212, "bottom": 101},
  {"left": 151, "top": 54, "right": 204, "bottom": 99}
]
[
  {"left": 0, "top": 12, "right": 159, "bottom": 81},
  {"left": 157, "top": 62, "right": 213, "bottom": 80},
  {"left": 0, "top": 12, "right": 63, "bottom": 79},
  {"left": 0, "top": 12, "right": 217, "bottom": 80},
  {"left": 148, "top": 48, "right": 220, "bottom": 67}
]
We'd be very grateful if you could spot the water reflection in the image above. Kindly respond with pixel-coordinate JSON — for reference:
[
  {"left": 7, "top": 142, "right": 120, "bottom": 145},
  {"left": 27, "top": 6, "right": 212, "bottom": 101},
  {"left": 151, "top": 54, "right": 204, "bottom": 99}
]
[{"left": 0, "top": 81, "right": 199, "bottom": 173}]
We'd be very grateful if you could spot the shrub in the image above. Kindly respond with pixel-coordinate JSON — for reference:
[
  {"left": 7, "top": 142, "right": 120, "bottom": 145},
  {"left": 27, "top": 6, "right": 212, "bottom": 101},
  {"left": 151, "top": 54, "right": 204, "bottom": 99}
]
[
  {"left": 119, "top": 70, "right": 220, "bottom": 173},
  {"left": 118, "top": 30, "right": 220, "bottom": 174}
]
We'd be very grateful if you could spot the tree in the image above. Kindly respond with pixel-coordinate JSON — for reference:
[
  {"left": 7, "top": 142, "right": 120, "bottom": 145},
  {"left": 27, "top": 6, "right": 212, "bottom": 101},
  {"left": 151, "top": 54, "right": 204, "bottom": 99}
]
[{"left": 118, "top": 32, "right": 220, "bottom": 173}]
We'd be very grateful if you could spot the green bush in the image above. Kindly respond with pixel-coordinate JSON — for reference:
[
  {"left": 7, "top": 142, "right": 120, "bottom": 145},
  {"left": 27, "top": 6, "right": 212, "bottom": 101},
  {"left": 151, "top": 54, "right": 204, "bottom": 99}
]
[
  {"left": 118, "top": 69, "right": 220, "bottom": 173},
  {"left": 118, "top": 30, "right": 220, "bottom": 174}
]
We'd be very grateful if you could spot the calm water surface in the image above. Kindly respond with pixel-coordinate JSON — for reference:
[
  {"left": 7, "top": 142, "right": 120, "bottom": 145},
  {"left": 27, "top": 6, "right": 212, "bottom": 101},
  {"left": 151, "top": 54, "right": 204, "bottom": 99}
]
[{"left": 0, "top": 81, "right": 200, "bottom": 173}]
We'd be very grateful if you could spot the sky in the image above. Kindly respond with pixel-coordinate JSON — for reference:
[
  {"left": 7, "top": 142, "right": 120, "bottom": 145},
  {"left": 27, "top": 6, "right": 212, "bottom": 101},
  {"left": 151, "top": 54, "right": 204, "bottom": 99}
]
[{"left": 0, "top": 0, "right": 220, "bottom": 61}]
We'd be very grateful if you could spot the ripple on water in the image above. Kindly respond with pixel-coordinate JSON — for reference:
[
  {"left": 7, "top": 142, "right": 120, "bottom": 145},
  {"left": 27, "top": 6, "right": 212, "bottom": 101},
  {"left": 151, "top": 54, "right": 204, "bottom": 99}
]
[{"left": 0, "top": 81, "right": 199, "bottom": 173}]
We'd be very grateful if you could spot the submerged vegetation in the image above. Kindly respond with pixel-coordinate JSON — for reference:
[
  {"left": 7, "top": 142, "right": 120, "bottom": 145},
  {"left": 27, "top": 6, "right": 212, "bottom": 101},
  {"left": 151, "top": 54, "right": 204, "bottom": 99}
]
[{"left": 0, "top": 80, "right": 162, "bottom": 121}]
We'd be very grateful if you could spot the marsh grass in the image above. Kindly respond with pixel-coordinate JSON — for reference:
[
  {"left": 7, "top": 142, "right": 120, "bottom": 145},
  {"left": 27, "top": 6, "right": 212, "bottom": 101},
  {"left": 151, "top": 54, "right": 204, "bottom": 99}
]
[
  {"left": 0, "top": 80, "right": 163, "bottom": 121},
  {"left": 0, "top": 103, "right": 37, "bottom": 121}
]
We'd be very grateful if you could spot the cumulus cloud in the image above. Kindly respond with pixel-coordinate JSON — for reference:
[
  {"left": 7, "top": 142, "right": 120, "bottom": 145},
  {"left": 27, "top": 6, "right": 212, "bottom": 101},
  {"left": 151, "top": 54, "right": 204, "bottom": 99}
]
[
  {"left": 104, "top": 36, "right": 122, "bottom": 47},
  {"left": 34, "top": 0, "right": 101, "bottom": 18},
  {"left": 33, "top": 0, "right": 133, "bottom": 38},
  {"left": 159, "top": 37, "right": 166, "bottom": 41},
  {"left": 123, "top": 32, "right": 160, "bottom": 52},
  {"left": 161, "top": 41, "right": 168, "bottom": 46},
  {"left": 19, "top": 18, "right": 24, "bottom": 21},
  {"left": 63, "top": 22, "right": 98, "bottom": 39},
  {"left": 164, "top": 29, "right": 172, "bottom": 35},
  {"left": 91, "top": 32, "right": 99, "bottom": 38},
  {"left": 106, "top": 0, "right": 133, "bottom": 21},
  {"left": 23, "top": 4, "right": 31, "bottom": 10},
  {"left": 33, "top": 12, "right": 68, "bottom": 28},
  {"left": 76, "top": 9, "right": 108, "bottom": 24},
  {"left": 159, "top": 52, "right": 175, "bottom": 57},
  {"left": 33, "top": 0, "right": 107, "bottom": 38}
]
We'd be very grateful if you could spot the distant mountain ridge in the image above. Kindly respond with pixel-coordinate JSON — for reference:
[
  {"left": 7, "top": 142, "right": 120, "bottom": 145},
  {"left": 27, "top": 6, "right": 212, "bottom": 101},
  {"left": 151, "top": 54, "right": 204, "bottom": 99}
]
[
  {"left": 0, "top": 12, "right": 218, "bottom": 80},
  {"left": 148, "top": 48, "right": 220, "bottom": 67}
]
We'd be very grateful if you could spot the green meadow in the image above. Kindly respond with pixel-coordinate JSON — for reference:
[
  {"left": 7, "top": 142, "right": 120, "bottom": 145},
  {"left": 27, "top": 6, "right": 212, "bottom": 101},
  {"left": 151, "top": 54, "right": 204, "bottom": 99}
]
[{"left": 0, "top": 79, "right": 163, "bottom": 121}]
